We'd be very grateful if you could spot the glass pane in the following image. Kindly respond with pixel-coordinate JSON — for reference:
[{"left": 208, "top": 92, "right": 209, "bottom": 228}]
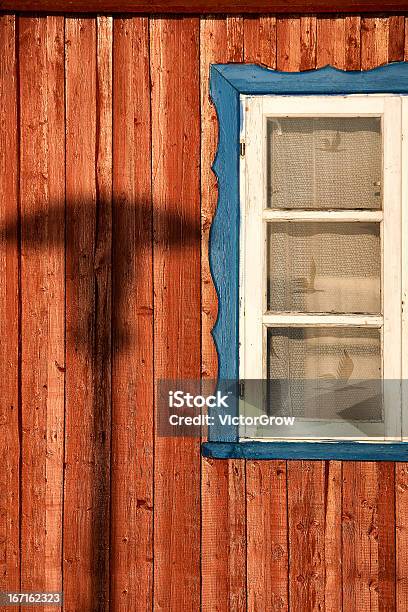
[
  {"left": 267, "top": 222, "right": 381, "bottom": 314},
  {"left": 266, "top": 117, "right": 382, "bottom": 209},
  {"left": 266, "top": 327, "right": 382, "bottom": 421}
]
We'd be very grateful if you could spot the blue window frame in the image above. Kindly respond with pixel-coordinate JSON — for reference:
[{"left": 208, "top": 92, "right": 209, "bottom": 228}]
[{"left": 202, "top": 62, "right": 408, "bottom": 461}]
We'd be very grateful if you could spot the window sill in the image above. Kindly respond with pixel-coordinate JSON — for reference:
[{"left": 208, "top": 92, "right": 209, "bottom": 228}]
[{"left": 202, "top": 441, "right": 408, "bottom": 461}]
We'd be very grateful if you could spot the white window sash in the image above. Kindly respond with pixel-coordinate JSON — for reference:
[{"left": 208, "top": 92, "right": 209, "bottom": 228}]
[{"left": 240, "top": 94, "right": 404, "bottom": 442}]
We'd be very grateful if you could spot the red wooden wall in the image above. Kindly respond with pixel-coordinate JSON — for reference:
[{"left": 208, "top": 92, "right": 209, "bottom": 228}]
[{"left": 1, "top": 12, "right": 408, "bottom": 611}]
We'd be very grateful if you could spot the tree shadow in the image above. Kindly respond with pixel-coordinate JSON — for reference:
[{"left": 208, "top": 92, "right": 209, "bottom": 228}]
[
  {"left": 1, "top": 196, "right": 202, "bottom": 602},
  {"left": 2, "top": 197, "right": 201, "bottom": 350}
]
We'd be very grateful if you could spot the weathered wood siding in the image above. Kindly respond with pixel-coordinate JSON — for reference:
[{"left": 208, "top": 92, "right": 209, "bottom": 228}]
[{"left": 0, "top": 12, "right": 408, "bottom": 611}]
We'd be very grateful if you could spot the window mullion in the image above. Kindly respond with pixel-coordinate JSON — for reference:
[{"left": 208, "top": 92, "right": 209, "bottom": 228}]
[
  {"left": 262, "top": 210, "right": 383, "bottom": 222},
  {"left": 262, "top": 313, "right": 383, "bottom": 327}
]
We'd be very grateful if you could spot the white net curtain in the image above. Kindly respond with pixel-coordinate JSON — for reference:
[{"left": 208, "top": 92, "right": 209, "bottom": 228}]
[
  {"left": 266, "top": 116, "right": 383, "bottom": 424},
  {"left": 267, "top": 117, "right": 382, "bottom": 209}
]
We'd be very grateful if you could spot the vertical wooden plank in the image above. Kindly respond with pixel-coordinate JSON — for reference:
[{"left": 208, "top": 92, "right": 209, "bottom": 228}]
[
  {"left": 225, "top": 16, "right": 244, "bottom": 60},
  {"left": 323, "top": 461, "right": 343, "bottom": 612},
  {"left": 0, "top": 14, "right": 20, "bottom": 607},
  {"left": 246, "top": 461, "right": 288, "bottom": 611},
  {"left": 201, "top": 457, "right": 246, "bottom": 612},
  {"left": 317, "top": 16, "right": 361, "bottom": 69},
  {"left": 377, "top": 463, "right": 396, "bottom": 612},
  {"left": 276, "top": 17, "right": 300, "bottom": 72},
  {"left": 200, "top": 16, "right": 246, "bottom": 612},
  {"left": 64, "top": 16, "right": 112, "bottom": 611},
  {"left": 42, "top": 19, "right": 65, "bottom": 609},
  {"left": 361, "top": 17, "right": 389, "bottom": 68},
  {"left": 151, "top": 17, "right": 201, "bottom": 611},
  {"left": 396, "top": 463, "right": 408, "bottom": 610},
  {"left": 287, "top": 461, "right": 326, "bottom": 610},
  {"left": 243, "top": 16, "right": 276, "bottom": 67},
  {"left": 300, "top": 16, "right": 317, "bottom": 70},
  {"left": 344, "top": 16, "right": 361, "bottom": 70},
  {"left": 244, "top": 17, "right": 289, "bottom": 612},
  {"left": 111, "top": 16, "right": 153, "bottom": 611},
  {"left": 388, "top": 16, "right": 405, "bottom": 61},
  {"left": 19, "top": 15, "right": 65, "bottom": 606},
  {"left": 342, "top": 462, "right": 380, "bottom": 611},
  {"left": 94, "top": 16, "right": 112, "bottom": 609},
  {"left": 317, "top": 17, "right": 344, "bottom": 67},
  {"left": 276, "top": 18, "right": 301, "bottom": 72}
]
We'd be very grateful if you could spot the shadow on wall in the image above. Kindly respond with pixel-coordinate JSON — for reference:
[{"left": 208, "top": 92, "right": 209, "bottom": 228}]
[
  {"left": 1, "top": 198, "right": 201, "bottom": 351},
  {"left": 0, "top": 197, "right": 201, "bottom": 602}
]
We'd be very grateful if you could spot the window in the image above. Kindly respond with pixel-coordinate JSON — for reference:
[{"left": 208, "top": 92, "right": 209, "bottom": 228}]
[
  {"left": 203, "top": 63, "right": 408, "bottom": 460},
  {"left": 241, "top": 95, "right": 403, "bottom": 442}
]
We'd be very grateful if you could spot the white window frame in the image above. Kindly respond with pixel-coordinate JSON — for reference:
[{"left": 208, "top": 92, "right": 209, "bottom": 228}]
[{"left": 239, "top": 94, "right": 408, "bottom": 442}]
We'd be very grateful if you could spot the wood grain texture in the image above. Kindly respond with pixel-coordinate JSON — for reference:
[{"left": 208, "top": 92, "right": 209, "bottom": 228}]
[
  {"left": 389, "top": 15, "right": 405, "bottom": 60},
  {"left": 2, "top": 12, "right": 408, "bottom": 612},
  {"left": 323, "top": 461, "right": 342, "bottom": 612},
  {"left": 342, "top": 462, "right": 380, "bottom": 610},
  {"left": 287, "top": 461, "right": 326, "bottom": 610},
  {"left": 276, "top": 17, "right": 301, "bottom": 71},
  {"left": 94, "top": 16, "right": 113, "bottom": 608},
  {"left": 244, "top": 16, "right": 276, "bottom": 67},
  {"left": 246, "top": 461, "right": 288, "bottom": 611},
  {"left": 396, "top": 463, "right": 408, "bottom": 610},
  {"left": 0, "top": 14, "right": 20, "bottom": 608},
  {"left": 2, "top": 0, "right": 408, "bottom": 13},
  {"left": 111, "top": 16, "right": 153, "bottom": 611},
  {"left": 361, "top": 17, "right": 389, "bottom": 68},
  {"left": 344, "top": 16, "right": 361, "bottom": 69},
  {"left": 317, "top": 16, "right": 361, "bottom": 69},
  {"left": 201, "top": 457, "right": 246, "bottom": 612},
  {"left": 19, "top": 16, "right": 65, "bottom": 607},
  {"left": 150, "top": 17, "right": 201, "bottom": 611},
  {"left": 300, "top": 16, "right": 317, "bottom": 70},
  {"left": 64, "top": 17, "right": 112, "bottom": 611},
  {"left": 377, "top": 463, "right": 396, "bottom": 611},
  {"left": 342, "top": 463, "right": 396, "bottom": 611},
  {"left": 200, "top": 16, "right": 246, "bottom": 612}
]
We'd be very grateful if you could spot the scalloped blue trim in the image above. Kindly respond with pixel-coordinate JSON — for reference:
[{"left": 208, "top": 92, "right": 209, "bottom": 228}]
[
  {"left": 213, "top": 62, "right": 408, "bottom": 95},
  {"left": 209, "top": 68, "right": 241, "bottom": 443},
  {"left": 208, "top": 61, "right": 408, "bottom": 454}
]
